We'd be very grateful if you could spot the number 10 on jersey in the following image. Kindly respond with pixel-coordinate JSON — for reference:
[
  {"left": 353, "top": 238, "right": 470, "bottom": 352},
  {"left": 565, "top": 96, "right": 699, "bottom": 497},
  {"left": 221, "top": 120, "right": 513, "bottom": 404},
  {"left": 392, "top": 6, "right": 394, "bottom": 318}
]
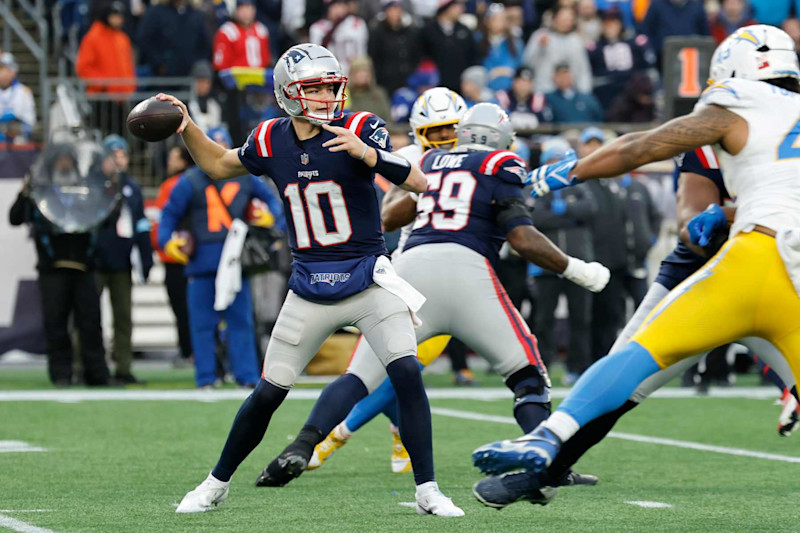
[{"left": 284, "top": 181, "right": 353, "bottom": 247}]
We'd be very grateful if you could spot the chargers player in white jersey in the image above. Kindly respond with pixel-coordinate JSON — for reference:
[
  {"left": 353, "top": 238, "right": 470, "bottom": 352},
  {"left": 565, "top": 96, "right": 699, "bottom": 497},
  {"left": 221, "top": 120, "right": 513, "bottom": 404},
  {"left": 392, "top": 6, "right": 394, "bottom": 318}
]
[
  {"left": 472, "top": 25, "right": 800, "bottom": 501},
  {"left": 164, "top": 43, "right": 463, "bottom": 517},
  {"left": 308, "top": 87, "right": 468, "bottom": 473},
  {"left": 269, "top": 103, "right": 611, "bottom": 490}
]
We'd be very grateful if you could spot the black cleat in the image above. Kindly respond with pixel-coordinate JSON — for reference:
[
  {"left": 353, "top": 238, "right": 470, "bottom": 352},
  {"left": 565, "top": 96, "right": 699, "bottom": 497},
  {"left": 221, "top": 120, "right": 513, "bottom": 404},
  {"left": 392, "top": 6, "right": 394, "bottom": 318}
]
[
  {"left": 255, "top": 450, "right": 309, "bottom": 487},
  {"left": 557, "top": 470, "right": 599, "bottom": 487},
  {"left": 472, "top": 471, "right": 558, "bottom": 509}
]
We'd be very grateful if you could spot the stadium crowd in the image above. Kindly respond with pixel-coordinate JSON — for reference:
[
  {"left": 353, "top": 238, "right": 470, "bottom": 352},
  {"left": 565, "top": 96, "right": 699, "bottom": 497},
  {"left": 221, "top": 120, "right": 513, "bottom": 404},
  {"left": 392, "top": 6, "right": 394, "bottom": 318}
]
[{"left": 8, "top": 0, "right": 799, "bottom": 388}]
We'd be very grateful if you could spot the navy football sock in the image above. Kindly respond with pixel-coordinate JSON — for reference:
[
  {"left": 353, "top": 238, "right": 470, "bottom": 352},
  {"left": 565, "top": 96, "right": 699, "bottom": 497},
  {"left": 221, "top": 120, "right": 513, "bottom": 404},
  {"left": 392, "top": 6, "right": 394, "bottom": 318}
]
[
  {"left": 514, "top": 402, "right": 551, "bottom": 433},
  {"left": 305, "top": 373, "right": 368, "bottom": 436},
  {"left": 543, "top": 400, "right": 638, "bottom": 484},
  {"left": 386, "top": 356, "right": 435, "bottom": 485},
  {"left": 344, "top": 376, "right": 400, "bottom": 432},
  {"left": 212, "top": 379, "right": 288, "bottom": 482}
]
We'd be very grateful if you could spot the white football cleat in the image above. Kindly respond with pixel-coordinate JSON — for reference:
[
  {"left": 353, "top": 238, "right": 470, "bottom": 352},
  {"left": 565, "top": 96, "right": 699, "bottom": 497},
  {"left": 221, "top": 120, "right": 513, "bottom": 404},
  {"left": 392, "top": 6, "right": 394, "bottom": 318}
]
[
  {"left": 175, "top": 473, "right": 230, "bottom": 513},
  {"left": 778, "top": 389, "right": 799, "bottom": 436},
  {"left": 415, "top": 481, "right": 465, "bottom": 517}
]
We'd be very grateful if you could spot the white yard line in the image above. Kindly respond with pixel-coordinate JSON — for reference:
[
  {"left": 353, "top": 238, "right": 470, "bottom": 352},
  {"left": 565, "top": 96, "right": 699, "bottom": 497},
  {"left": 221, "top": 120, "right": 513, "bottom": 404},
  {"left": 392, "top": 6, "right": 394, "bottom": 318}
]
[
  {"left": 0, "top": 513, "right": 59, "bottom": 533},
  {"left": 0, "top": 386, "right": 784, "bottom": 403},
  {"left": 429, "top": 407, "right": 800, "bottom": 465},
  {"left": 0, "top": 442, "right": 47, "bottom": 453},
  {"left": 625, "top": 501, "right": 674, "bottom": 508}
]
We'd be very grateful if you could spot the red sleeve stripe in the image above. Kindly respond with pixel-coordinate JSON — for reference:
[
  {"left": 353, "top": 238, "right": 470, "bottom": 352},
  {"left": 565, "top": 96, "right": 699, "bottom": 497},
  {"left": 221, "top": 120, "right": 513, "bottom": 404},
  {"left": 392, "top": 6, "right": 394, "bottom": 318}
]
[
  {"left": 481, "top": 150, "right": 523, "bottom": 175},
  {"left": 346, "top": 111, "right": 373, "bottom": 136},
  {"left": 256, "top": 119, "right": 277, "bottom": 157},
  {"left": 695, "top": 145, "right": 720, "bottom": 169}
]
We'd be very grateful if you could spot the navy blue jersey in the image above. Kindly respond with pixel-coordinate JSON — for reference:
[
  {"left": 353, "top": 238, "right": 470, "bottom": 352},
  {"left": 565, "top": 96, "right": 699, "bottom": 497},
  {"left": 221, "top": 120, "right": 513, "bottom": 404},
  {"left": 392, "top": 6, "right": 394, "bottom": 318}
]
[
  {"left": 404, "top": 148, "right": 532, "bottom": 266},
  {"left": 656, "top": 146, "right": 730, "bottom": 290},
  {"left": 238, "top": 111, "right": 392, "bottom": 262}
]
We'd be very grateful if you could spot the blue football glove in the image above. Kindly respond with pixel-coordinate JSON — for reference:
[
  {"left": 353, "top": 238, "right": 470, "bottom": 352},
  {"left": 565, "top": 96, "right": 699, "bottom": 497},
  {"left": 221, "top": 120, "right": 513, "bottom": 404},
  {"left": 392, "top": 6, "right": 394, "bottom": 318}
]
[
  {"left": 687, "top": 204, "right": 727, "bottom": 247},
  {"left": 526, "top": 149, "right": 579, "bottom": 198}
]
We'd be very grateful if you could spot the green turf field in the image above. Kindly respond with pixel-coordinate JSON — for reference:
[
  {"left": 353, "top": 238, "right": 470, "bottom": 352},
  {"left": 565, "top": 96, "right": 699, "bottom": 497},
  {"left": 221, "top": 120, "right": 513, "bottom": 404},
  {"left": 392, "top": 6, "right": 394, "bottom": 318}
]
[{"left": 1, "top": 370, "right": 798, "bottom": 532}]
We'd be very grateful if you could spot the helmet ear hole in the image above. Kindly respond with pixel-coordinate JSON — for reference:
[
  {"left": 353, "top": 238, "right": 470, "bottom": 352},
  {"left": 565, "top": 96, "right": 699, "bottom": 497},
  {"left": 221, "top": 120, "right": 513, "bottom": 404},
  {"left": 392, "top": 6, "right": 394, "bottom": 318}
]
[{"left": 757, "top": 45, "right": 770, "bottom": 52}]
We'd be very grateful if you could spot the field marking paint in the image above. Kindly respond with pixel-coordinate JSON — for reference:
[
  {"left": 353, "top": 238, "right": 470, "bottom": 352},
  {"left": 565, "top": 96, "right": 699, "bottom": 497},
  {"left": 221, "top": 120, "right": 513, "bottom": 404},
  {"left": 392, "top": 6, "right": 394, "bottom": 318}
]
[
  {"left": 0, "top": 513, "right": 60, "bottom": 533},
  {"left": 429, "top": 407, "right": 800, "bottom": 465},
  {"left": 0, "top": 441, "right": 47, "bottom": 453},
  {"left": 625, "top": 501, "right": 674, "bottom": 509},
  {"left": 0, "top": 387, "right": 784, "bottom": 403},
  {"left": 0, "top": 512, "right": 52, "bottom": 514}
]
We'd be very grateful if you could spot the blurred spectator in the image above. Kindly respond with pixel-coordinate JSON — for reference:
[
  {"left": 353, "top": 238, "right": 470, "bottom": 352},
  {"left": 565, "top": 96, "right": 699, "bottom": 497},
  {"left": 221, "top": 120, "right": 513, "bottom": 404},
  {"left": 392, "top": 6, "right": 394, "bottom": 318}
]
[
  {"left": 390, "top": 63, "right": 440, "bottom": 122},
  {"left": 369, "top": 0, "right": 423, "bottom": 95},
  {"left": 76, "top": 2, "right": 136, "bottom": 96},
  {"left": 188, "top": 61, "right": 223, "bottom": 133},
  {"left": 0, "top": 52, "right": 35, "bottom": 142},
  {"left": 545, "top": 63, "right": 603, "bottom": 123},
  {"left": 749, "top": 0, "right": 791, "bottom": 27},
  {"left": 94, "top": 134, "right": 153, "bottom": 385},
  {"left": 410, "top": 0, "right": 440, "bottom": 18},
  {"left": 576, "top": 0, "right": 602, "bottom": 44},
  {"left": 594, "top": 0, "right": 636, "bottom": 29},
  {"left": 588, "top": 7, "right": 656, "bottom": 110},
  {"left": 136, "top": 0, "right": 212, "bottom": 77},
  {"left": 240, "top": 90, "right": 283, "bottom": 133},
  {"left": 460, "top": 65, "right": 492, "bottom": 106},
  {"left": 494, "top": 66, "right": 553, "bottom": 130},
  {"left": 212, "top": 0, "right": 271, "bottom": 70},
  {"left": 531, "top": 138, "right": 597, "bottom": 382},
  {"left": 710, "top": 0, "right": 756, "bottom": 44},
  {"left": 606, "top": 72, "right": 656, "bottom": 122},
  {"left": 422, "top": 0, "right": 478, "bottom": 91},
  {"left": 310, "top": 0, "right": 369, "bottom": 75},
  {"left": 523, "top": 4, "right": 592, "bottom": 94},
  {"left": 580, "top": 128, "right": 627, "bottom": 360},
  {"left": 8, "top": 151, "right": 111, "bottom": 387},
  {"left": 151, "top": 145, "right": 194, "bottom": 367},
  {"left": 641, "top": 0, "right": 709, "bottom": 58},
  {"left": 157, "top": 131, "right": 274, "bottom": 388},
  {"left": 619, "top": 170, "right": 661, "bottom": 305},
  {"left": 347, "top": 56, "right": 393, "bottom": 120},
  {"left": 480, "top": 3, "right": 524, "bottom": 92},
  {"left": 784, "top": 18, "right": 800, "bottom": 63}
]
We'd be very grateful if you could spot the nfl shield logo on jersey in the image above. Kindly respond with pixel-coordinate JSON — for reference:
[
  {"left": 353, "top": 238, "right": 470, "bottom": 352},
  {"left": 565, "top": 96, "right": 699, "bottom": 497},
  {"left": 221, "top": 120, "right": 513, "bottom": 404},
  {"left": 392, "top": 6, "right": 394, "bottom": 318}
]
[{"left": 301, "top": 153, "right": 310, "bottom": 165}]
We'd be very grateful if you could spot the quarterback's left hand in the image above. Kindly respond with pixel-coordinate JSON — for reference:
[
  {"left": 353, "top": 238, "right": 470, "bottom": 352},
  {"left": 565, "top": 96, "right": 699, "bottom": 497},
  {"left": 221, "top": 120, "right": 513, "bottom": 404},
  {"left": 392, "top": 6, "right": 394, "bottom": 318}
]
[
  {"left": 526, "top": 150, "right": 579, "bottom": 198},
  {"left": 322, "top": 124, "right": 372, "bottom": 160},
  {"left": 688, "top": 204, "right": 727, "bottom": 247}
]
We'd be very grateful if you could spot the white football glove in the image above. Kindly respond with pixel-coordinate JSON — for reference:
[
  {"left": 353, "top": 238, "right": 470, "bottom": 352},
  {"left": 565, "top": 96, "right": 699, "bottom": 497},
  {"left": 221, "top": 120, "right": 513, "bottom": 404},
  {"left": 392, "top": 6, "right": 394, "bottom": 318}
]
[{"left": 562, "top": 257, "right": 610, "bottom": 293}]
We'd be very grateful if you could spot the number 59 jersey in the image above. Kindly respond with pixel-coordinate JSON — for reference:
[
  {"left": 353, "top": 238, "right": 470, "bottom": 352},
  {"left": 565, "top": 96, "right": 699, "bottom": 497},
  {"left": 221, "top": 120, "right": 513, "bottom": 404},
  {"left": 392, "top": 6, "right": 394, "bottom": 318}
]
[
  {"left": 404, "top": 148, "right": 533, "bottom": 266},
  {"left": 696, "top": 78, "right": 800, "bottom": 236},
  {"left": 238, "top": 112, "right": 393, "bottom": 262}
]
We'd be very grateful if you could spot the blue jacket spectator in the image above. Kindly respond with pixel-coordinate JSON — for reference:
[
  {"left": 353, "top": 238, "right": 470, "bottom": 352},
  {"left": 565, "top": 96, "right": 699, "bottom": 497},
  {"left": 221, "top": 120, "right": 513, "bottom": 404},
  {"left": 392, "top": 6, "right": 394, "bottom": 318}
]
[
  {"left": 641, "top": 0, "right": 709, "bottom": 55},
  {"left": 749, "top": 0, "right": 791, "bottom": 27},
  {"left": 136, "top": 0, "right": 211, "bottom": 77},
  {"left": 545, "top": 64, "right": 604, "bottom": 123},
  {"left": 594, "top": 0, "right": 636, "bottom": 30},
  {"left": 480, "top": 3, "right": 524, "bottom": 92}
]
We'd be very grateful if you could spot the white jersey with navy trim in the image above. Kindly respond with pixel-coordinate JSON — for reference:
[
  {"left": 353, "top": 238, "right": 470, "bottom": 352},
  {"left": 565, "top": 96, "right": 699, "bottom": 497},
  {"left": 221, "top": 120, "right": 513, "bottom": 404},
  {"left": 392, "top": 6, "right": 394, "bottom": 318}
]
[{"left": 695, "top": 78, "right": 800, "bottom": 237}]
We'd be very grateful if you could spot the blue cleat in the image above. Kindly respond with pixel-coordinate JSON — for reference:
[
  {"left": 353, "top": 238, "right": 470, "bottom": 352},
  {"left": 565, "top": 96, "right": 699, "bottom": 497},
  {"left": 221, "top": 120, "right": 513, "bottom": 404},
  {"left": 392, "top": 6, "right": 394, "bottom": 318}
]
[
  {"left": 472, "top": 471, "right": 558, "bottom": 509},
  {"left": 472, "top": 426, "right": 563, "bottom": 475}
]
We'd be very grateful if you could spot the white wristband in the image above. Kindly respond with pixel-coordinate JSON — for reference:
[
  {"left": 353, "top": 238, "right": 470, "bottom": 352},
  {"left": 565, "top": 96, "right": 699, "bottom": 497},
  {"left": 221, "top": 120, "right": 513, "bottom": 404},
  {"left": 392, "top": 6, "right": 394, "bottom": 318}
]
[{"left": 358, "top": 144, "right": 368, "bottom": 160}]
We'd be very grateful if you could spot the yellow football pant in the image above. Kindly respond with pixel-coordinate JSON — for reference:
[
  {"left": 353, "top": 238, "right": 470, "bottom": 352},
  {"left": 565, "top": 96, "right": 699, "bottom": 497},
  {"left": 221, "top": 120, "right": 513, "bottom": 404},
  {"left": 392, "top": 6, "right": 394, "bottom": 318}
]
[
  {"left": 632, "top": 232, "right": 800, "bottom": 386},
  {"left": 417, "top": 335, "right": 451, "bottom": 367}
]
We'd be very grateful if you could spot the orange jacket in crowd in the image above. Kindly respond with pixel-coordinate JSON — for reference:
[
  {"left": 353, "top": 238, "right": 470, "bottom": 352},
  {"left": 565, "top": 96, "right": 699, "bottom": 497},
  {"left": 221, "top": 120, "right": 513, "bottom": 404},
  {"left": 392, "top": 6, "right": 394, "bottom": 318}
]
[
  {"left": 151, "top": 173, "right": 182, "bottom": 264},
  {"left": 75, "top": 21, "right": 136, "bottom": 96}
]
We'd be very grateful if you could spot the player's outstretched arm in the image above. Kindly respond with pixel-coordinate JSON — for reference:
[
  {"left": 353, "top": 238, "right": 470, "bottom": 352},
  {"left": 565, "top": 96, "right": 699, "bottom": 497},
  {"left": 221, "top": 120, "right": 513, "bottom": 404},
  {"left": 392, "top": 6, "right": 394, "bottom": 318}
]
[
  {"left": 322, "top": 124, "right": 427, "bottom": 194},
  {"left": 507, "top": 225, "right": 610, "bottom": 293},
  {"left": 156, "top": 94, "right": 248, "bottom": 180},
  {"left": 676, "top": 172, "right": 735, "bottom": 257},
  {"left": 381, "top": 185, "right": 418, "bottom": 231}
]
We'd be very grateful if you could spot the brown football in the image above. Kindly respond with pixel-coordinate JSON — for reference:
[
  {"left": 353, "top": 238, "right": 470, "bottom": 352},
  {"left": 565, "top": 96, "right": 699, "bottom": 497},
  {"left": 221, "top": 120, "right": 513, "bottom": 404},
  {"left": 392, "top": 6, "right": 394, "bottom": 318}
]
[{"left": 126, "top": 97, "right": 183, "bottom": 142}]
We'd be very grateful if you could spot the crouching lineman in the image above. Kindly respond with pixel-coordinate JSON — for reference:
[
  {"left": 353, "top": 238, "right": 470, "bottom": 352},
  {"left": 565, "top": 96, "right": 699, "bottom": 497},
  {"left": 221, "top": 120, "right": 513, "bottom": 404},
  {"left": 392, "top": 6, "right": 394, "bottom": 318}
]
[
  {"left": 260, "top": 103, "right": 611, "bottom": 490},
  {"left": 171, "top": 43, "right": 462, "bottom": 517},
  {"left": 471, "top": 24, "right": 800, "bottom": 504}
]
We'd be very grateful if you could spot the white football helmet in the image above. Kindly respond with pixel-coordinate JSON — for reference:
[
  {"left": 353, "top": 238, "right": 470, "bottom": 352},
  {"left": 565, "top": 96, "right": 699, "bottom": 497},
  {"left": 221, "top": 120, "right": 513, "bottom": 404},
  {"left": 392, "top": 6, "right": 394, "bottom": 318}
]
[
  {"left": 708, "top": 25, "right": 800, "bottom": 85},
  {"left": 408, "top": 87, "right": 468, "bottom": 149},
  {"left": 273, "top": 43, "right": 348, "bottom": 125}
]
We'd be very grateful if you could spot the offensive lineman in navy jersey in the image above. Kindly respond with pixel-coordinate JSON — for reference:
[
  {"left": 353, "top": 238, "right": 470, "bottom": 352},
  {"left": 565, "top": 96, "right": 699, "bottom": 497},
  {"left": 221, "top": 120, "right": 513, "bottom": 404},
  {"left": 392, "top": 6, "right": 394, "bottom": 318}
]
[
  {"left": 271, "top": 103, "right": 611, "bottom": 491},
  {"left": 165, "top": 44, "right": 464, "bottom": 517},
  {"left": 472, "top": 145, "right": 798, "bottom": 508}
]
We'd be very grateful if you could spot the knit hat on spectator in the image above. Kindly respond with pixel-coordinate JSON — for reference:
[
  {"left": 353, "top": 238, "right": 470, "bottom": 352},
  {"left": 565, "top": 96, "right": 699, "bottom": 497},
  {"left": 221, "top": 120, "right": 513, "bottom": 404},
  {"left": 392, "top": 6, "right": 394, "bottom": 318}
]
[
  {"left": 0, "top": 52, "right": 18, "bottom": 72},
  {"left": 381, "top": 0, "right": 402, "bottom": 8},
  {"left": 461, "top": 65, "right": 488, "bottom": 88},
  {"left": 437, "top": 0, "right": 461, "bottom": 15},
  {"left": 108, "top": 1, "right": 125, "bottom": 14},
  {"left": 579, "top": 126, "right": 604, "bottom": 144},
  {"left": 103, "top": 134, "right": 129, "bottom": 153},
  {"left": 539, "top": 136, "right": 572, "bottom": 165},
  {"left": 191, "top": 61, "right": 213, "bottom": 80},
  {"left": 514, "top": 66, "right": 534, "bottom": 81},
  {"left": 237, "top": 0, "right": 254, "bottom": 5},
  {"left": 207, "top": 126, "right": 233, "bottom": 148},
  {"left": 600, "top": 6, "right": 623, "bottom": 21}
]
